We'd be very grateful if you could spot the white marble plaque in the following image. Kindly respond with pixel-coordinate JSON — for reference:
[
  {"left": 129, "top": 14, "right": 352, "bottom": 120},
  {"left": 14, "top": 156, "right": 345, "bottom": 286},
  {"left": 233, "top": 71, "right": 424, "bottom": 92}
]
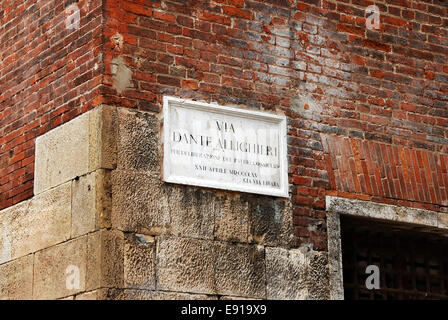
[{"left": 163, "top": 96, "right": 289, "bottom": 197}]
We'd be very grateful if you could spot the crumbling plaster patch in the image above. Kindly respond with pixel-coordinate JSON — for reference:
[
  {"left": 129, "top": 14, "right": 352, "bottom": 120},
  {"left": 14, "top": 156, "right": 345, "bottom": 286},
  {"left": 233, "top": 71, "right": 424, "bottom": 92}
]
[{"left": 111, "top": 56, "right": 133, "bottom": 94}]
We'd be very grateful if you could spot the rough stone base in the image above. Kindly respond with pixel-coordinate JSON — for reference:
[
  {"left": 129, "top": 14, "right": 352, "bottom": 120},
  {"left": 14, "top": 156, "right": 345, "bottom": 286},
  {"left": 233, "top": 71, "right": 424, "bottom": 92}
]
[{"left": 0, "top": 105, "right": 330, "bottom": 300}]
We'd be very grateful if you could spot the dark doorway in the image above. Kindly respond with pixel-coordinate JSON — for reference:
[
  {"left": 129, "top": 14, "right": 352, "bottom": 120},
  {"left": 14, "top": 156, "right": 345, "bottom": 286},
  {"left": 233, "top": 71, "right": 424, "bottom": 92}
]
[{"left": 341, "top": 215, "right": 448, "bottom": 300}]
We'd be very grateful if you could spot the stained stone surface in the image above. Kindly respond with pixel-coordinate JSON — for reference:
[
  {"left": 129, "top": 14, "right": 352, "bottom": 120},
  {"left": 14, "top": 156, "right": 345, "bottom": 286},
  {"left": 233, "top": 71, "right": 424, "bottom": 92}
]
[
  {"left": 214, "top": 194, "right": 250, "bottom": 243},
  {"left": 112, "top": 170, "right": 171, "bottom": 233},
  {"left": 168, "top": 186, "right": 216, "bottom": 240},
  {"left": 72, "top": 169, "right": 112, "bottom": 237},
  {"left": 214, "top": 242, "right": 266, "bottom": 298},
  {"left": 85, "top": 229, "right": 125, "bottom": 291},
  {"left": 72, "top": 173, "right": 97, "bottom": 238},
  {"left": 124, "top": 233, "right": 156, "bottom": 290},
  {"left": 86, "top": 231, "right": 102, "bottom": 291},
  {"left": 99, "top": 229, "right": 125, "bottom": 288},
  {"left": 266, "top": 247, "right": 308, "bottom": 300},
  {"left": 307, "top": 251, "right": 330, "bottom": 300},
  {"left": 0, "top": 255, "right": 33, "bottom": 300},
  {"left": 247, "top": 195, "right": 294, "bottom": 247},
  {"left": 33, "top": 237, "right": 87, "bottom": 300},
  {"left": 0, "top": 183, "right": 71, "bottom": 263},
  {"left": 89, "top": 105, "right": 118, "bottom": 171},
  {"left": 157, "top": 237, "right": 216, "bottom": 295},
  {"left": 34, "top": 113, "right": 90, "bottom": 194},
  {"left": 117, "top": 108, "right": 160, "bottom": 172}
]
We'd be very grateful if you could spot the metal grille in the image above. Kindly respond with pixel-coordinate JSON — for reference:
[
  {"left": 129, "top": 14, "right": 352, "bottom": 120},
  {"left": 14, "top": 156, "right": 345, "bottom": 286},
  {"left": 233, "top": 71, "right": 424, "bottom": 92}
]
[{"left": 341, "top": 216, "right": 448, "bottom": 300}]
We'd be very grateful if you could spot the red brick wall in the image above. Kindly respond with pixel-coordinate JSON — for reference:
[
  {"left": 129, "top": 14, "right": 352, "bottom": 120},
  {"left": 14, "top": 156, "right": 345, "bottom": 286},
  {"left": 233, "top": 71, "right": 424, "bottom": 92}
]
[
  {"left": 0, "top": 0, "right": 103, "bottom": 209},
  {"left": 323, "top": 135, "right": 448, "bottom": 210},
  {"left": 1, "top": 0, "right": 448, "bottom": 250}
]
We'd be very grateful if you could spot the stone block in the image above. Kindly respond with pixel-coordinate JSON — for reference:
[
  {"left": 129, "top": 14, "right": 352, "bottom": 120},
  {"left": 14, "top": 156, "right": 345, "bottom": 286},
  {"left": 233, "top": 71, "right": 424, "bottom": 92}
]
[
  {"left": 214, "top": 194, "right": 250, "bottom": 243},
  {"left": 266, "top": 247, "right": 308, "bottom": 300},
  {"left": 0, "top": 255, "right": 33, "bottom": 300},
  {"left": 86, "top": 229, "right": 124, "bottom": 290},
  {"left": 124, "top": 234, "right": 156, "bottom": 290},
  {"left": 306, "top": 251, "right": 330, "bottom": 300},
  {"left": 247, "top": 195, "right": 294, "bottom": 247},
  {"left": 33, "top": 237, "right": 87, "bottom": 300},
  {"left": 86, "top": 231, "right": 102, "bottom": 291},
  {"left": 214, "top": 242, "right": 266, "bottom": 299},
  {"left": 34, "top": 105, "right": 117, "bottom": 195},
  {"left": 72, "top": 173, "right": 96, "bottom": 238},
  {"left": 168, "top": 186, "right": 215, "bottom": 240},
  {"left": 326, "top": 195, "right": 395, "bottom": 220},
  {"left": 157, "top": 237, "right": 215, "bottom": 295},
  {"left": 72, "top": 170, "right": 112, "bottom": 238},
  {"left": 34, "top": 113, "right": 90, "bottom": 194},
  {"left": 117, "top": 107, "right": 160, "bottom": 172},
  {"left": 0, "top": 202, "right": 26, "bottom": 264},
  {"left": 395, "top": 205, "right": 438, "bottom": 227},
  {"left": 89, "top": 105, "right": 118, "bottom": 171},
  {"left": 111, "top": 170, "right": 170, "bottom": 233},
  {"left": 101, "top": 229, "right": 125, "bottom": 288},
  {"left": 95, "top": 169, "right": 113, "bottom": 229},
  {"left": 0, "top": 183, "right": 71, "bottom": 263},
  {"left": 113, "top": 170, "right": 220, "bottom": 240}
]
